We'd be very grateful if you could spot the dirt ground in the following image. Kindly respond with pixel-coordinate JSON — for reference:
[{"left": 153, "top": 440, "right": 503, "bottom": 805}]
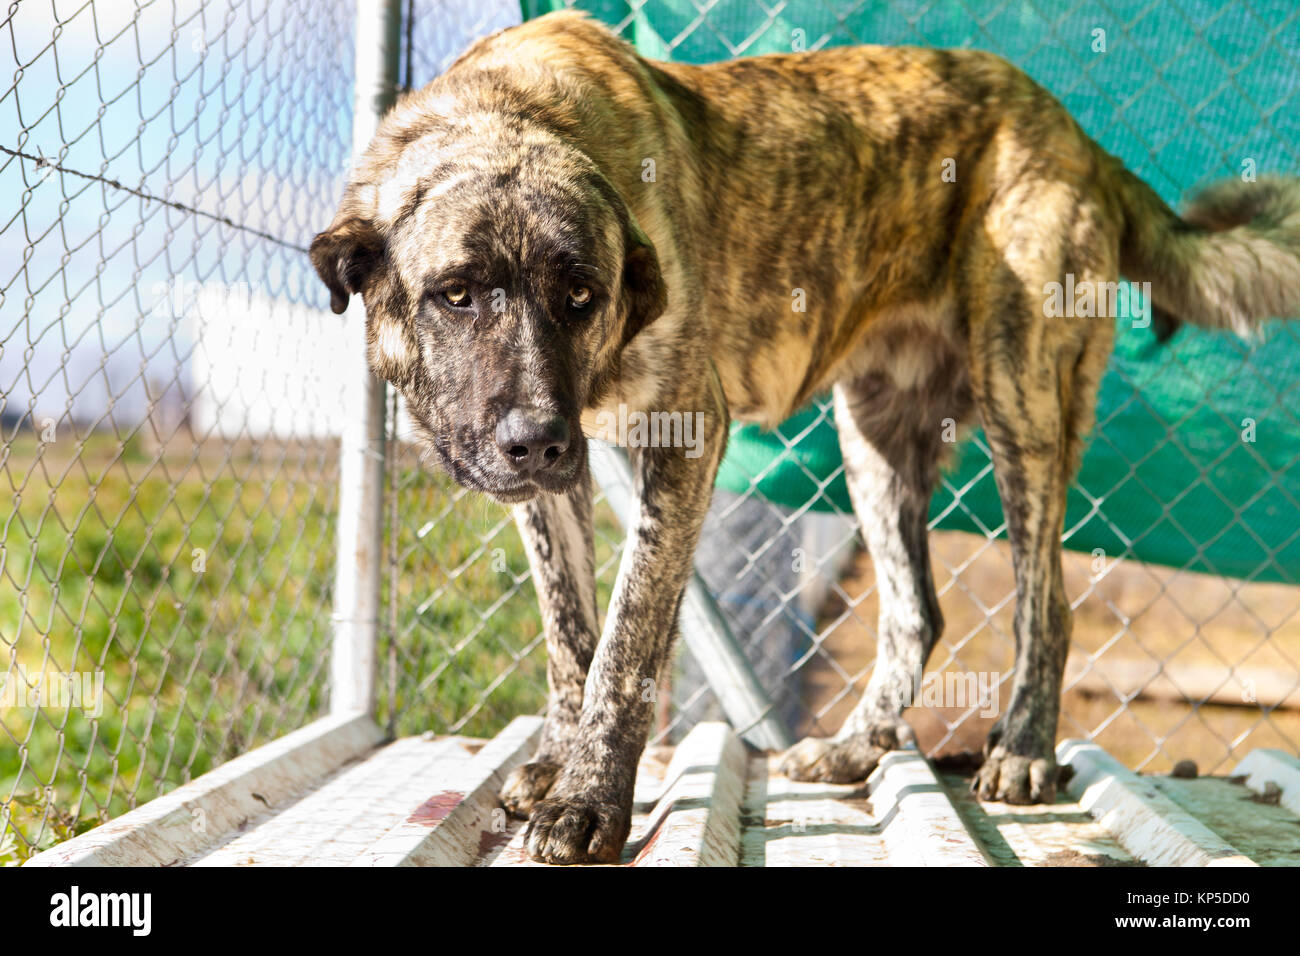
[{"left": 802, "top": 531, "right": 1300, "bottom": 774}]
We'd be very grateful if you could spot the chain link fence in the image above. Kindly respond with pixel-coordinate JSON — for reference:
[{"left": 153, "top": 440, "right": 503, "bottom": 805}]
[
  {"left": 4, "top": 0, "right": 1298, "bottom": 863},
  {"left": 0, "top": 0, "right": 356, "bottom": 861}
]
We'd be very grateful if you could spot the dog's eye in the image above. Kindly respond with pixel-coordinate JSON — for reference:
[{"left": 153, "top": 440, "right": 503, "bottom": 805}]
[
  {"left": 443, "top": 285, "right": 471, "bottom": 308},
  {"left": 567, "top": 285, "right": 593, "bottom": 310}
]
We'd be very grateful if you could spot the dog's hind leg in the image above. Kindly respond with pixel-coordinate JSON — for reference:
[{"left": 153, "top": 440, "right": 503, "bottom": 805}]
[
  {"left": 972, "top": 252, "right": 1112, "bottom": 801},
  {"left": 781, "top": 366, "right": 958, "bottom": 783},
  {"left": 499, "top": 470, "right": 599, "bottom": 818},
  {"left": 967, "top": 340, "right": 1072, "bottom": 805}
]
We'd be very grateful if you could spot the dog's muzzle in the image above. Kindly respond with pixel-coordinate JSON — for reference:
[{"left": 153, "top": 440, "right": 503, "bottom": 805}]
[{"left": 494, "top": 407, "right": 571, "bottom": 477}]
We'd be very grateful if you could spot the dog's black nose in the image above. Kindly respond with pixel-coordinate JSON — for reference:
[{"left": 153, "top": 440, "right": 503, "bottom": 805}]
[{"left": 495, "top": 408, "right": 570, "bottom": 475}]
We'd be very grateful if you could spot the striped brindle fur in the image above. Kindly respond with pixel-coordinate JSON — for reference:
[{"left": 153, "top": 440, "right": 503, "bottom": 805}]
[{"left": 311, "top": 11, "right": 1300, "bottom": 864}]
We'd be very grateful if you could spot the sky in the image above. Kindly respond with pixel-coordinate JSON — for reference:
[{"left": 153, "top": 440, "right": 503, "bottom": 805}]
[
  {"left": 0, "top": 0, "right": 357, "bottom": 430},
  {"left": 0, "top": 0, "right": 528, "bottom": 433}
]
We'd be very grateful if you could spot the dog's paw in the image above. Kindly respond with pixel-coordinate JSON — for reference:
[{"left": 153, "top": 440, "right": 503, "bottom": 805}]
[
  {"left": 779, "top": 735, "right": 885, "bottom": 783},
  {"left": 779, "top": 719, "right": 912, "bottom": 783},
  {"left": 524, "top": 794, "right": 631, "bottom": 865},
  {"left": 499, "top": 761, "right": 561, "bottom": 819},
  {"left": 972, "top": 746, "right": 1057, "bottom": 804}
]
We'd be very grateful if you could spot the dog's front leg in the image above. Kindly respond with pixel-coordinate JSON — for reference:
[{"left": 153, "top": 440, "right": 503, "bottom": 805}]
[
  {"left": 524, "top": 388, "right": 728, "bottom": 865},
  {"left": 499, "top": 471, "right": 599, "bottom": 818}
]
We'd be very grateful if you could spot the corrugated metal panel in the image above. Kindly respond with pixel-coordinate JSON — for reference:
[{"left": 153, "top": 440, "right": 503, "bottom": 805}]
[{"left": 26, "top": 723, "right": 1300, "bottom": 867}]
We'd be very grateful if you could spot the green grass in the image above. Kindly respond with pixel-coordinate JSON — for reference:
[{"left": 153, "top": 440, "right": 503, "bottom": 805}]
[
  {"left": 379, "top": 445, "right": 622, "bottom": 739},
  {"left": 0, "top": 430, "right": 619, "bottom": 863}
]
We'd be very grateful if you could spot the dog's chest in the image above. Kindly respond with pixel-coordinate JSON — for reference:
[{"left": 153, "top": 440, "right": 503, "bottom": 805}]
[{"left": 725, "top": 294, "right": 970, "bottom": 426}]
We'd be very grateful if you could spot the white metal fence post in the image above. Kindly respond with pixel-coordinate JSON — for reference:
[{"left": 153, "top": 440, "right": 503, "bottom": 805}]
[{"left": 330, "top": 0, "right": 403, "bottom": 717}]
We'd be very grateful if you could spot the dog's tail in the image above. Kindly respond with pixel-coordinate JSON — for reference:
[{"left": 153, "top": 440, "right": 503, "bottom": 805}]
[{"left": 1106, "top": 159, "right": 1300, "bottom": 340}]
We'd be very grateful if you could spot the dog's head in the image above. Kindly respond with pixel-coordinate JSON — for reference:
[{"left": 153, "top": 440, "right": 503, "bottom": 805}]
[{"left": 310, "top": 131, "right": 666, "bottom": 503}]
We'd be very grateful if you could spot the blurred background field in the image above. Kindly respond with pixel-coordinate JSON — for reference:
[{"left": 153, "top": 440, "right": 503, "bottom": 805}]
[{"left": 2, "top": 430, "right": 336, "bottom": 861}]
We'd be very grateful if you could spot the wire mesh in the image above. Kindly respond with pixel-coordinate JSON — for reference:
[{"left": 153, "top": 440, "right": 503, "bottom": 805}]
[
  {"left": 4, "top": 0, "right": 1298, "bottom": 863},
  {"left": 0, "top": 0, "right": 355, "bottom": 861}
]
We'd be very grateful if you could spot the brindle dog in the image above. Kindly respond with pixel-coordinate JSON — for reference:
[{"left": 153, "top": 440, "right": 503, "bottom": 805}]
[{"left": 311, "top": 11, "right": 1300, "bottom": 864}]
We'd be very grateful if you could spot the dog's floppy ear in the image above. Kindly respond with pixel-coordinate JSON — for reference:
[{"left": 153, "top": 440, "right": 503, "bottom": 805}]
[
  {"left": 620, "top": 218, "right": 667, "bottom": 347},
  {"left": 590, "top": 168, "right": 667, "bottom": 346},
  {"left": 309, "top": 214, "right": 383, "bottom": 315}
]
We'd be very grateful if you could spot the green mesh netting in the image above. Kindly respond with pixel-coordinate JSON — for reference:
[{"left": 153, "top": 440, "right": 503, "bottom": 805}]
[{"left": 521, "top": 0, "right": 1300, "bottom": 584}]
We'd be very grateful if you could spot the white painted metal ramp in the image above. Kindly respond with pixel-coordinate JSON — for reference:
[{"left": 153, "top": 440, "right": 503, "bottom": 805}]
[{"left": 25, "top": 716, "right": 1300, "bottom": 867}]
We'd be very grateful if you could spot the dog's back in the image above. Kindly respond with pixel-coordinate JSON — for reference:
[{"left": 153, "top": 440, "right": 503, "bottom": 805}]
[{"left": 434, "top": 12, "right": 1300, "bottom": 423}]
